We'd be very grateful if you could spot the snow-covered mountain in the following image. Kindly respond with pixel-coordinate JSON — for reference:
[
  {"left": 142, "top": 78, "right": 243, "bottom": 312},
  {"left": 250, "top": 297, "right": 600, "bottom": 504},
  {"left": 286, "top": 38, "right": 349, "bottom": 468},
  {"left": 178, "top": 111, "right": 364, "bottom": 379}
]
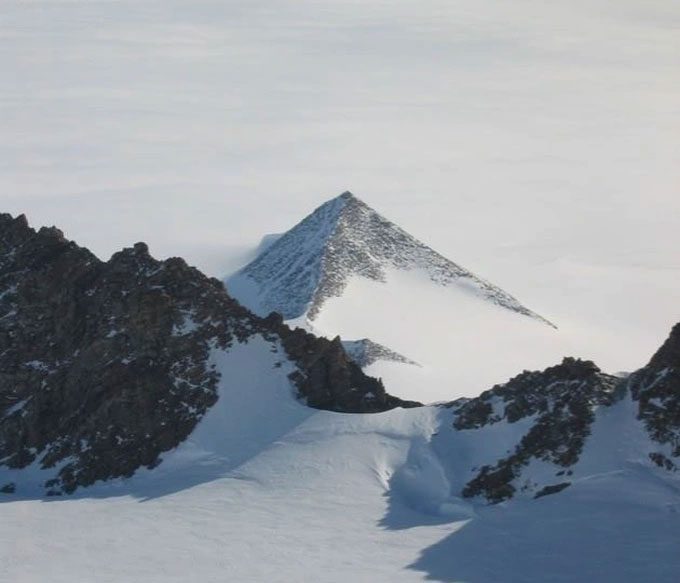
[
  {"left": 2, "top": 212, "right": 680, "bottom": 582},
  {"left": 3, "top": 273, "right": 680, "bottom": 581},
  {"left": 0, "top": 213, "right": 415, "bottom": 496},
  {"left": 227, "top": 192, "right": 584, "bottom": 402},
  {"left": 227, "top": 191, "right": 553, "bottom": 326}
]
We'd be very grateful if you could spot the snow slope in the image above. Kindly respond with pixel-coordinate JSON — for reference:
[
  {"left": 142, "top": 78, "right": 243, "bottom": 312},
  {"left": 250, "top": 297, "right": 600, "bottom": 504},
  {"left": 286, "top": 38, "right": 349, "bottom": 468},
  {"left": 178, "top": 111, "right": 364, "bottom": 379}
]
[
  {"left": 315, "top": 267, "right": 583, "bottom": 402},
  {"left": 2, "top": 335, "right": 679, "bottom": 583},
  {"left": 227, "top": 193, "right": 582, "bottom": 402}
]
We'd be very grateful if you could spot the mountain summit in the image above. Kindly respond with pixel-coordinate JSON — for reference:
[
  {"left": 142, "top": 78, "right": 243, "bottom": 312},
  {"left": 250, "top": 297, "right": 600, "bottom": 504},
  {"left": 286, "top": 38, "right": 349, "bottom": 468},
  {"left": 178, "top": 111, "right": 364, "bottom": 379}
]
[{"left": 227, "top": 192, "right": 554, "bottom": 327}]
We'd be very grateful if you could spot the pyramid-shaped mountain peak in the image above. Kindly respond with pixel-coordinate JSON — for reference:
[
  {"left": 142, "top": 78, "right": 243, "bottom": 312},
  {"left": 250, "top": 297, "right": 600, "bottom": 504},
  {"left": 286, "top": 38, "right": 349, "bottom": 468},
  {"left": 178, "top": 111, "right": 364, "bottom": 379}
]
[{"left": 226, "top": 193, "right": 555, "bottom": 327}]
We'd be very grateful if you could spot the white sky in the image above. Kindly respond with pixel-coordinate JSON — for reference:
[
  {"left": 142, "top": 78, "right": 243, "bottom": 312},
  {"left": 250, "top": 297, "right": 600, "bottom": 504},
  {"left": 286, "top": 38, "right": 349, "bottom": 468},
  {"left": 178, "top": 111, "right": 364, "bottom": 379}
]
[{"left": 2, "top": 0, "right": 679, "bottom": 365}]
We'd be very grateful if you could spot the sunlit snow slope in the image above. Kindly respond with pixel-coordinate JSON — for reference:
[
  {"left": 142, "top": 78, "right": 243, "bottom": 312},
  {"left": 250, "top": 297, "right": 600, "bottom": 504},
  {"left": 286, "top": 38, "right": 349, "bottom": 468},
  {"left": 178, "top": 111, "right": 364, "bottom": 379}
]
[
  {"left": 2, "top": 334, "right": 678, "bottom": 583},
  {"left": 315, "top": 268, "right": 583, "bottom": 402},
  {"left": 227, "top": 193, "right": 577, "bottom": 402}
]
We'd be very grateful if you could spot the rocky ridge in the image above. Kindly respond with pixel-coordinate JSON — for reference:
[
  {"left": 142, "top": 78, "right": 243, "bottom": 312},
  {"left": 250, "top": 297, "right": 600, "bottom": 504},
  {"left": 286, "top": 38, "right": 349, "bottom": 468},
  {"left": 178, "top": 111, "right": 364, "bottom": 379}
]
[
  {"left": 453, "top": 358, "right": 620, "bottom": 502},
  {"left": 341, "top": 338, "right": 419, "bottom": 369},
  {"left": 0, "top": 213, "right": 418, "bottom": 495},
  {"left": 447, "top": 328, "right": 680, "bottom": 503},
  {"left": 629, "top": 323, "right": 680, "bottom": 470},
  {"left": 226, "top": 192, "right": 555, "bottom": 326},
  {"left": 2, "top": 211, "right": 678, "bottom": 505}
]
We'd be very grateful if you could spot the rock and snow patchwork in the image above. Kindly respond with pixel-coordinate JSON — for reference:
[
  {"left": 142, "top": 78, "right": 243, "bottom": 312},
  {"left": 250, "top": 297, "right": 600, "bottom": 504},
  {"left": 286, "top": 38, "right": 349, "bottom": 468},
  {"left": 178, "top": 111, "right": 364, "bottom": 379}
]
[
  {"left": 0, "top": 213, "right": 413, "bottom": 496},
  {"left": 310, "top": 266, "right": 583, "bottom": 402},
  {"left": 342, "top": 338, "right": 420, "bottom": 369},
  {"left": 2, "top": 326, "right": 680, "bottom": 582},
  {"left": 448, "top": 357, "right": 622, "bottom": 502},
  {"left": 227, "top": 191, "right": 553, "bottom": 325},
  {"left": 2, "top": 211, "right": 680, "bottom": 582},
  {"left": 225, "top": 192, "right": 576, "bottom": 402},
  {"left": 438, "top": 325, "right": 680, "bottom": 505}
]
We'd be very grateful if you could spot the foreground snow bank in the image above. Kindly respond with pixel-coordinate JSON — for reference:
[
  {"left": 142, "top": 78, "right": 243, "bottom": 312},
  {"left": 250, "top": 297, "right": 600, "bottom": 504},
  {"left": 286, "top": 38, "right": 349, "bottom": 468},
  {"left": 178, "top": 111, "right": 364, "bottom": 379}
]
[{"left": 3, "top": 337, "right": 679, "bottom": 582}]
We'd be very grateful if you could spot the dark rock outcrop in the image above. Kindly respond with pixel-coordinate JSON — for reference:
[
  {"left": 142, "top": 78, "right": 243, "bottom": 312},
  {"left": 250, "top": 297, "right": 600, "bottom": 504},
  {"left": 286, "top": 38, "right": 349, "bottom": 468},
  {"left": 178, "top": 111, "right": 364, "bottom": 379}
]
[
  {"left": 534, "top": 482, "right": 571, "bottom": 499},
  {"left": 451, "top": 325, "right": 680, "bottom": 504},
  {"left": 341, "top": 338, "right": 419, "bottom": 369},
  {"left": 454, "top": 358, "right": 620, "bottom": 502},
  {"left": 629, "top": 323, "right": 680, "bottom": 458},
  {"left": 0, "top": 213, "right": 417, "bottom": 495},
  {"left": 262, "top": 314, "right": 420, "bottom": 413}
]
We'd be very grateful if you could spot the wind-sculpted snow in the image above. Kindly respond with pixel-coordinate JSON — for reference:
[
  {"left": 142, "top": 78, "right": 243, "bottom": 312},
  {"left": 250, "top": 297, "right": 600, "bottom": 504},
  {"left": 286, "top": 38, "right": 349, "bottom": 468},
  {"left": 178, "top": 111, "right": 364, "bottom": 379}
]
[{"left": 227, "top": 192, "right": 554, "bottom": 326}]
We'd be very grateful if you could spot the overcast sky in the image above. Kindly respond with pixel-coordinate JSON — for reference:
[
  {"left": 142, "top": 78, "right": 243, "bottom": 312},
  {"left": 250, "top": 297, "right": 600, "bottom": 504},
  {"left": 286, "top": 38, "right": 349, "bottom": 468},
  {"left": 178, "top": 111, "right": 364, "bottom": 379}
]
[{"left": 2, "top": 0, "right": 679, "bottom": 365}]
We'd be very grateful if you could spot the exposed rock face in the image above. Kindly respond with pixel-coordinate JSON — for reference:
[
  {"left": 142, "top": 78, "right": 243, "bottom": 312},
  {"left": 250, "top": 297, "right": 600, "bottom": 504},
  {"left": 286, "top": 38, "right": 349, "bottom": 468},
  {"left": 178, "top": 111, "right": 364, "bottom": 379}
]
[
  {"left": 262, "top": 313, "right": 420, "bottom": 413},
  {"left": 448, "top": 327, "right": 680, "bottom": 504},
  {"left": 454, "top": 358, "right": 620, "bottom": 502},
  {"left": 454, "top": 358, "right": 619, "bottom": 430},
  {"left": 3, "top": 212, "right": 678, "bottom": 507},
  {"left": 629, "top": 323, "right": 680, "bottom": 468},
  {"left": 226, "top": 192, "right": 555, "bottom": 326},
  {"left": 341, "top": 338, "right": 419, "bottom": 369},
  {"left": 0, "top": 214, "right": 418, "bottom": 495}
]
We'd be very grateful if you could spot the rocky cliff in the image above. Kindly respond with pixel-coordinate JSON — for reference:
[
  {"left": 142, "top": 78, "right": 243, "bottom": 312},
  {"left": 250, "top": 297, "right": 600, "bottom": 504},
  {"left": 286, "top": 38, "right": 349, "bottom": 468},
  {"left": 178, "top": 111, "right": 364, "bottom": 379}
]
[
  {"left": 629, "top": 323, "right": 680, "bottom": 470},
  {"left": 0, "top": 214, "right": 418, "bottom": 495},
  {"left": 453, "top": 358, "right": 620, "bottom": 502},
  {"left": 448, "top": 327, "right": 680, "bottom": 503}
]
